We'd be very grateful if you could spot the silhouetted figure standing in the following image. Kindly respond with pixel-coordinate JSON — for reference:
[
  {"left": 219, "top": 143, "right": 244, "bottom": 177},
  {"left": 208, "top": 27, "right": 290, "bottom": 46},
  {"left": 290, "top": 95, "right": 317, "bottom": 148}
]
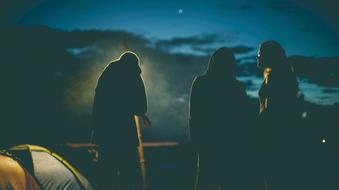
[
  {"left": 189, "top": 47, "right": 257, "bottom": 190},
  {"left": 257, "top": 41, "right": 300, "bottom": 190},
  {"left": 93, "top": 51, "right": 147, "bottom": 190}
]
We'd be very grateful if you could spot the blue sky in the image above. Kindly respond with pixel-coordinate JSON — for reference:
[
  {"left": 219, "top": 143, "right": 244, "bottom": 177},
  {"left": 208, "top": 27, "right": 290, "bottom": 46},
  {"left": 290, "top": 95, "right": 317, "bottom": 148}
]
[{"left": 17, "top": 0, "right": 339, "bottom": 57}]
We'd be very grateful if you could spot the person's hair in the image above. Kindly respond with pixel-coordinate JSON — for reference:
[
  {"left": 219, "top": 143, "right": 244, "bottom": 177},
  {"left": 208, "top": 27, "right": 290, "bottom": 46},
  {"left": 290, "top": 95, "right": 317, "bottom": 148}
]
[
  {"left": 258, "top": 41, "right": 297, "bottom": 87},
  {"left": 207, "top": 47, "right": 236, "bottom": 78},
  {"left": 257, "top": 41, "right": 287, "bottom": 69}
]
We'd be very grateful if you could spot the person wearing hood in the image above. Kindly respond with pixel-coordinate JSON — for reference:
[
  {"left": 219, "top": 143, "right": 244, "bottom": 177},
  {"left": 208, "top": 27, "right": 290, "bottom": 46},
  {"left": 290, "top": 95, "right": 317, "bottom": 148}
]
[
  {"left": 189, "top": 47, "right": 257, "bottom": 190},
  {"left": 257, "top": 41, "right": 301, "bottom": 190},
  {"left": 92, "top": 51, "right": 148, "bottom": 190}
]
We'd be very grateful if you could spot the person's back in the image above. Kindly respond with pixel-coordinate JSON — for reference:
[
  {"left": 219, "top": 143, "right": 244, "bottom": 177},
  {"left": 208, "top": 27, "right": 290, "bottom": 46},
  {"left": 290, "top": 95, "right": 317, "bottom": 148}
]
[
  {"left": 191, "top": 75, "right": 249, "bottom": 150},
  {"left": 92, "top": 51, "right": 147, "bottom": 190},
  {"left": 257, "top": 41, "right": 301, "bottom": 190},
  {"left": 190, "top": 47, "right": 256, "bottom": 190},
  {"left": 259, "top": 69, "right": 298, "bottom": 120},
  {"left": 93, "top": 52, "right": 147, "bottom": 144}
]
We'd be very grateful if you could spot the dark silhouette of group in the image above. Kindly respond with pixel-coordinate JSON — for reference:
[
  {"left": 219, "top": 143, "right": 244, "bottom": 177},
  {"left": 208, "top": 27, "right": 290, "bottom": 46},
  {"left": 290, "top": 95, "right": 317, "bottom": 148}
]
[{"left": 92, "top": 41, "right": 301, "bottom": 190}]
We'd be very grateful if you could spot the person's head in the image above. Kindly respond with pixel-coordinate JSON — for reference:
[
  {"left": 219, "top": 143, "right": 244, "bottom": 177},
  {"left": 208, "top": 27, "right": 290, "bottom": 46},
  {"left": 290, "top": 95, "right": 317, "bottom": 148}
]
[
  {"left": 257, "top": 41, "right": 287, "bottom": 69},
  {"left": 207, "top": 47, "right": 236, "bottom": 78},
  {"left": 119, "top": 51, "right": 141, "bottom": 75}
]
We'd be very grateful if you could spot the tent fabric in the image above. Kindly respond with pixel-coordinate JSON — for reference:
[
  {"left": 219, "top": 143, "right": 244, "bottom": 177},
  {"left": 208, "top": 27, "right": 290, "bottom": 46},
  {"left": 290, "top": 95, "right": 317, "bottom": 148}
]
[
  {"left": 51, "top": 151, "right": 93, "bottom": 190},
  {"left": 6, "top": 144, "right": 94, "bottom": 190},
  {"left": 32, "top": 151, "right": 81, "bottom": 190},
  {"left": 0, "top": 154, "right": 41, "bottom": 190}
]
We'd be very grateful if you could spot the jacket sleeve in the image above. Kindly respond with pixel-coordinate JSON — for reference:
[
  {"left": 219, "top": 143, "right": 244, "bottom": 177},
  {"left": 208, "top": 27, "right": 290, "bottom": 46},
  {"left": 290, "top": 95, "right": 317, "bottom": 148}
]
[{"left": 132, "top": 75, "right": 148, "bottom": 116}]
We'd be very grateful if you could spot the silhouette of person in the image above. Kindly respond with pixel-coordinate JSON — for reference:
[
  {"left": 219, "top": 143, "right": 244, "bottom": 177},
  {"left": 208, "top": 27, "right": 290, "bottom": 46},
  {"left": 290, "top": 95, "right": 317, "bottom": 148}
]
[
  {"left": 92, "top": 51, "right": 147, "bottom": 190},
  {"left": 189, "top": 47, "right": 257, "bottom": 190},
  {"left": 257, "top": 41, "right": 300, "bottom": 190}
]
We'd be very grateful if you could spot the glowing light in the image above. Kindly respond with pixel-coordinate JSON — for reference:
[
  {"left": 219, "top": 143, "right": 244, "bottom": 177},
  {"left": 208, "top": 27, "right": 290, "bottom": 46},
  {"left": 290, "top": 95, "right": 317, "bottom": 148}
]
[
  {"left": 322, "top": 139, "right": 326, "bottom": 144},
  {"left": 178, "top": 9, "right": 183, "bottom": 14},
  {"left": 302, "top": 111, "right": 307, "bottom": 118}
]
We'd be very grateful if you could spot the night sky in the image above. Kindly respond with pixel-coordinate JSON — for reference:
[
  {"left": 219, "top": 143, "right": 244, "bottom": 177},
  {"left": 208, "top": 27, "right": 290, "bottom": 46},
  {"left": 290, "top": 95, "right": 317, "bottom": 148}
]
[
  {"left": 9, "top": 0, "right": 339, "bottom": 101},
  {"left": 2, "top": 0, "right": 339, "bottom": 142},
  {"left": 9, "top": 0, "right": 339, "bottom": 56}
]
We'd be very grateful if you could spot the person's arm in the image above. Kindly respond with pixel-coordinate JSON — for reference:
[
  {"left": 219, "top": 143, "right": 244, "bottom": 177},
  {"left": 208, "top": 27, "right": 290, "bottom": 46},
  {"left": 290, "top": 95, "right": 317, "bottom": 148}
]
[
  {"left": 189, "top": 77, "right": 203, "bottom": 145},
  {"left": 92, "top": 75, "right": 106, "bottom": 124},
  {"left": 133, "top": 76, "right": 147, "bottom": 116}
]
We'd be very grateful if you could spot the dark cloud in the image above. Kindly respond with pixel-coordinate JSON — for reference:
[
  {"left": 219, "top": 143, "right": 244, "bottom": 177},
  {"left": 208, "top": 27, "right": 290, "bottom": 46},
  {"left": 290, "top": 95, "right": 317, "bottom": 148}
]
[
  {"left": 323, "top": 88, "right": 339, "bottom": 94},
  {"left": 288, "top": 55, "right": 339, "bottom": 87},
  {"left": 155, "top": 34, "right": 221, "bottom": 47},
  {"left": 154, "top": 34, "right": 224, "bottom": 56},
  {"left": 190, "top": 46, "right": 215, "bottom": 55},
  {"left": 189, "top": 45, "right": 254, "bottom": 56},
  {"left": 231, "top": 46, "right": 254, "bottom": 54},
  {"left": 155, "top": 34, "right": 254, "bottom": 56}
]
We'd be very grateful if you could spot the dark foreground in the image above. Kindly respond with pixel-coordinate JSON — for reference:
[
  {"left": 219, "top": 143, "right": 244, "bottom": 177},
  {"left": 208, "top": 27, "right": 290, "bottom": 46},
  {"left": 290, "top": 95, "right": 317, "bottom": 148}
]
[
  {"left": 54, "top": 140, "right": 339, "bottom": 190},
  {"left": 54, "top": 142, "right": 196, "bottom": 190}
]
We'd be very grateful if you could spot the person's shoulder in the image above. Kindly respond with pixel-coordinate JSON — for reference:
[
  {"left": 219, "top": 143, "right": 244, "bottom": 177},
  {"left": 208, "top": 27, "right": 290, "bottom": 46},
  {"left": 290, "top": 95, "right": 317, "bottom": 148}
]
[
  {"left": 192, "top": 74, "right": 208, "bottom": 85},
  {"left": 105, "top": 60, "right": 121, "bottom": 71},
  {"left": 102, "top": 60, "right": 122, "bottom": 76},
  {"left": 96, "top": 61, "right": 120, "bottom": 84},
  {"left": 191, "top": 75, "right": 210, "bottom": 94}
]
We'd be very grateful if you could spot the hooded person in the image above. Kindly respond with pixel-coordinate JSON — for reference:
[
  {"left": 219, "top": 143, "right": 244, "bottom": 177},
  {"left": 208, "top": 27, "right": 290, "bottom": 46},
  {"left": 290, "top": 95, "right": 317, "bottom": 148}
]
[
  {"left": 257, "top": 41, "right": 298, "bottom": 117},
  {"left": 189, "top": 47, "right": 257, "bottom": 190},
  {"left": 92, "top": 51, "right": 148, "bottom": 190},
  {"left": 257, "top": 41, "right": 301, "bottom": 190}
]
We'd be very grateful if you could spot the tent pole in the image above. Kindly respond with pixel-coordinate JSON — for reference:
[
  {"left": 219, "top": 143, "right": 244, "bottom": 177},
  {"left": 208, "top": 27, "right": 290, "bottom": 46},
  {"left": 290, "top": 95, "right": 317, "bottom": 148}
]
[{"left": 134, "top": 115, "right": 147, "bottom": 190}]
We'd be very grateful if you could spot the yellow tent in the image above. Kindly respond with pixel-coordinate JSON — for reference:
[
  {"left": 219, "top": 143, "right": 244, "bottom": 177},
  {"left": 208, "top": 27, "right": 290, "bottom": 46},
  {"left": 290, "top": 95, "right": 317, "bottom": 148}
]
[
  {"left": 0, "top": 152, "right": 41, "bottom": 190},
  {"left": 5, "top": 144, "right": 93, "bottom": 190}
]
